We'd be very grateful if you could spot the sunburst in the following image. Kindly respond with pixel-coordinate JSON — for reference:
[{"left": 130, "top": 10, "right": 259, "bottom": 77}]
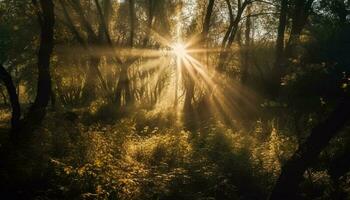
[
  {"left": 58, "top": 27, "right": 254, "bottom": 123},
  {"left": 171, "top": 42, "right": 188, "bottom": 59}
]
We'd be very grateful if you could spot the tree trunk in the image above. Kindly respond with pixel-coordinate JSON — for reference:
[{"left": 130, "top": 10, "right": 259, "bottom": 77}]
[
  {"left": 269, "top": 94, "right": 350, "bottom": 200},
  {"left": 0, "top": 86, "right": 9, "bottom": 105},
  {"left": 285, "top": 0, "right": 314, "bottom": 58},
  {"left": 0, "top": 64, "right": 21, "bottom": 133},
  {"left": 183, "top": 63, "right": 195, "bottom": 130},
  {"left": 128, "top": 0, "right": 135, "bottom": 47},
  {"left": 241, "top": 4, "right": 252, "bottom": 84},
  {"left": 201, "top": 0, "right": 215, "bottom": 41},
  {"left": 275, "top": 0, "right": 288, "bottom": 65},
  {"left": 82, "top": 57, "right": 100, "bottom": 102},
  {"left": 270, "top": 0, "right": 288, "bottom": 98},
  {"left": 143, "top": 0, "right": 155, "bottom": 46},
  {"left": 50, "top": 85, "right": 56, "bottom": 110},
  {"left": 218, "top": 1, "right": 249, "bottom": 71},
  {"left": 25, "top": 0, "right": 54, "bottom": 129},
  {"left": 115, "top": 66, "right": 132, "bottom": 108},
  {"left": 183, "top": 0, "right": 215, "bottom": 116},
  {"left": 114, "top": 0, "right": 135, "bottom": 109}
]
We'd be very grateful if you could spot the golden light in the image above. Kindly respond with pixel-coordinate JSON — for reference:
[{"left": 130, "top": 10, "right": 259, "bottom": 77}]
[{"left": 171, "top": 42, "right": 188, "bottom": 59}]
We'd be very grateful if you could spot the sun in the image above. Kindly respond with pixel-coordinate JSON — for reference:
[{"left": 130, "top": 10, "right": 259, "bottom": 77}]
[{"left": 171, "top": 42, "right": 188, "bottom": 59}]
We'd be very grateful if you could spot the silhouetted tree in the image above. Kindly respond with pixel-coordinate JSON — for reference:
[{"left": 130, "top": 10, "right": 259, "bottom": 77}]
[
  {"left": 218, "top": 0, "right": 251, "bottom": 71},
  {"left": 270, "top": 94, "right": 350, "bottom": 200},
  {"left": 24, "top": 0, "right": 55, "bottom": 130},
  {"left": 285, "top": 0, "right": 314, "bottom": 57},
  {"left": 0, "top": 64, "right": 20, "bottom": 133}
]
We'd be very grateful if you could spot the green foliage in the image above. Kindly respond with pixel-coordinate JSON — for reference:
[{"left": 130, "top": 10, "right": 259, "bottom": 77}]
[
  {"left": 1, "top": 0, "right": 350, "bottom": 199},
  {"left": 10, "top": 111, "right": 298, "bottom": 200}
]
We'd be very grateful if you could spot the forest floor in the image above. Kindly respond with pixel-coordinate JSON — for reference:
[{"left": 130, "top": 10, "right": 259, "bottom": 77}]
[{"left": 0, "top": 107, "right": 327, "bottom": 200}]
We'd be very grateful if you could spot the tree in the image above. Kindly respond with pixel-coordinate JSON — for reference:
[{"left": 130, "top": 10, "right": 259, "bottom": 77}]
[
  {"left": 269, "top": 94, "right": 350, "bottom": 200},
  {"left": 218, "top": 0, "right": 252, "bottom": 72},
  {"left": 59, "top": 0, "right": 108, "bottom": 103},
  {"left": 0, "top": 64, "right": 20, "bottom": 133},
  {"left": 114, "top": 0, "right": 136, "bottom": 108},
  {"left": 241, "top": 3, "right": 252, "bottom": 84},
  {"left": 270, "top": 0, "right": 288, "bottom": 97},
  {"left": 270, "top": 0, "right": 314, "bottom": 98},
  {"left": 24, "top": 0, "right": 55, "bottom": 131},
  {"left": 274, "top": 0, "right": 288, "bottom": 68},
  {"left": 183, "top": 0, "right": 215, "bottom": 126},
  {"left": 59, "top": 0, "right": 164, "bottom": 108},
  {"left": 285, "top": 0, "right": 314, "bottom": 57}
]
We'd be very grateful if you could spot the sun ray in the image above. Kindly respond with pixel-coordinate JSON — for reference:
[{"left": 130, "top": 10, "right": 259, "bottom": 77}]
[
  {"left": 172, "top": 42, "right": 188, "bottom": 59},
  {"left": 57, "top": 26, "right": 260, "bottom": 124}
]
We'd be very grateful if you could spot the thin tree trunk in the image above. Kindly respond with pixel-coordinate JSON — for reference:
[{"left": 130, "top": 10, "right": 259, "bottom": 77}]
[
  {"left": 202, "top": 0, "right": 215, "bottom": 41},
  {"left": 0, "top": 64, "right": 20, "bottom": 133},
  {"left": 115, "top": 66, "right": 131, "bottom": 108},
  {"left": 241, "top": 4, "right": 252, "bottom": 84},
  {"left": 0, "top": 86, "right": 9, "bottom": 105},
  {"left": 183, "top": 0, "right": 215, "bottom": 116},
  {"left": 183, "top": 62, "right": 195, "bottom": 130},
  {"left": 183, "top": 72, "right": 194, "bottom": 113},
  {"left": 270, "top": 94, "right": 350, "bottom": 200},
  {"left": 115, "top": 0, "right": 136, "bottom": 108},
  {"left": 82, "top": 57, "right": 100, "bottom": 102},
  {"left": 218, "top": 1, "right": 249, "bottom": 71},
  {"left": 275, "top": 0, "right": 288, "bottom": 65},
  {"left": 270, "top": 0, "right": 288, "bottom": 98},
  {"left": 222, "top": 0, "right": 234, "bottom": 48},
  {"left": 143, "top": 0, "right": 155, "bottom": 46},
  {"left": 50, "top": 87, "right": 56, "bottom": 110},
  {"left": 129, "top": 0, "right": 135, "bottom": 48}
]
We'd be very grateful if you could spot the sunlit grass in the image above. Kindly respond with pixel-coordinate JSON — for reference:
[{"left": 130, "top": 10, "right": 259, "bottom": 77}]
[{"left": 44, "top": 113, "right": 295, "bottom": 199}]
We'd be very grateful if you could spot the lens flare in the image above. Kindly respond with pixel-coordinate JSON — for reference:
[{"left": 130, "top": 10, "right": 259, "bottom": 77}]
[{"left": 171, "top": 42, "right": 188, "bottom": 59}]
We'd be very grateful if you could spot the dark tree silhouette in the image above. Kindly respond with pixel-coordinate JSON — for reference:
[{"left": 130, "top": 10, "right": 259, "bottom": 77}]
[
  {"left": 218, "top": 0, "right": 251, "bottom": 71},
  {"left": 0, "top": 64, "right": 20, "bottom": 133},
  {"left": 25, "top": 0, "right": 55, "bottom": 130},
  {"left": 270, "top": 94, "right": 350, "bottom": 200},
  {"left": 183, "top": 0, "right": 215, "bottom": 128},
  {"left": 285, "top": 0, "right": 314, "bottom": 57}
]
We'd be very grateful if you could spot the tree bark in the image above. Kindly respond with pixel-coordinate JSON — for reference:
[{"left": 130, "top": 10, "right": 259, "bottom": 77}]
[
  {"left": 218, "top": 0, "right": 249, "bottom": 71},
  {"left": 128, "top": 0, "right": 135, "bottom": 47},
  {"left": 115, "top": 66, "right": 132, "bottom": 108},
  {"left": 184, "top": 0, "right": 215, "bottom": 107},
  {"left": 25, "top": 0, "right": 54, "bottom": 129},
  {"left": 202, "top": 0, "right": 215, "bottom": 41},
  {"left": 285, "top": 0, "right": 314, "bottom": 57},
  {"left": 114, "top": 0, "right": 136, "bottom": 108},
  {"left": 241, "top": 4, "right": 252, "bottom": 84},
  {"left": 269, "top": 94, "right": 350, "bottom": 200},
  {"left": 143, "top": 0, "right": 155, "bottom": 46},
  {"left": 269, "top": 0, "right": 288, "bottom": 98},
  {"left": 0, "top": 64, "right": 20, "bottom": 133},
  {"left": 82, "top": 57, "right": 101, "bottom": 102},
  {"left": 275, "top": 0, "right": 288, "bottom": 65},
  {"left": 183, "top": 61, "right": 195, "bottom": 130}
]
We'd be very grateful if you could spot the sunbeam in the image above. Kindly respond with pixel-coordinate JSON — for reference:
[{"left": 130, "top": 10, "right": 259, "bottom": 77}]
[{"left": 171, "top": 42, "right": 188, "bottom": 59}]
